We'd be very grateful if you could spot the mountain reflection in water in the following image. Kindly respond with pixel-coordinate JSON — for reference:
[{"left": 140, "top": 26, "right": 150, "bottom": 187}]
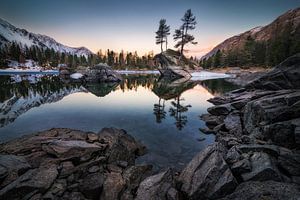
[{"left": 0, "top": 73, "right": 238, "bottom": 170}]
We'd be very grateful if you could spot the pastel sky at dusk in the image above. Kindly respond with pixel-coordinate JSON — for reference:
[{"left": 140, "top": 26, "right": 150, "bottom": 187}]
[{"left": 0, "top": 0, "right": 299, "bottom": 57}]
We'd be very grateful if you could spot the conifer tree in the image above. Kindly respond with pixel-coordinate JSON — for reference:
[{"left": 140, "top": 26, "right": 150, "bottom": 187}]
[{"left": 174, "top": 9, "right": 197, "bottom": 58}]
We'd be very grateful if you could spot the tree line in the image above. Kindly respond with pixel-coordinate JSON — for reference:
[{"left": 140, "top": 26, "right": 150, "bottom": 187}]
[
  {"left": 96, "top": 49, "right": 156, "bottom": 70},
  {"left": 0, "top": 42, "right": 100, "bottom": 68},
  {"left": 0, "top": 42, "right": 156, "bottom": 69}
]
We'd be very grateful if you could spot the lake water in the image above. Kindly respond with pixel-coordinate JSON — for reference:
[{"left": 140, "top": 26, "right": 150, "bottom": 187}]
[{"left": 0, "top": 73, "right": 238, "bottom": 170}]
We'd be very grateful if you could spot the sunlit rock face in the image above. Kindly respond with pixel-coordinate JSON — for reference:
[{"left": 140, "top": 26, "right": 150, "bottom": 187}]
[{"left": 154, "top": 49, "right": 198, "bottom": 79}]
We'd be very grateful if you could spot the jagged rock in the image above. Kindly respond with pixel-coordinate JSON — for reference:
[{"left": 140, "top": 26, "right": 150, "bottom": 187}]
[
  {"left": 135, "top": 169, "right": 175, "bottom": 200},
  {"left": 178, "top": 143, "right": 237, "bottom": 199},
  {"left": 82, "top": 63, "right": 122, "bottom": 82},
  {"left": 218, "top": 181, "right": 300, "bottom": 200},
  {"left": 0, "top": 164, "right": 58, "bottom": 199},
  {"left": 247, "top": 53, "right": 300, "bottom": 90},
  {"left": 224, "top": 112, "right": 243, "bottom": 136},
  {"left": 243, "top": 90, "right": 300, "bottom": 135},
  {"left": 241, "top": 152, "right": 282, "bottom": 182},
  {"left": 207, "top": 104, "right": 233, "bottom": 116}
]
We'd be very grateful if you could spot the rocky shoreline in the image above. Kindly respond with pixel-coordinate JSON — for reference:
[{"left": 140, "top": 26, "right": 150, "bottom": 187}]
[{"left": 0, "top": 54, "right": 299, "bottom": 200}]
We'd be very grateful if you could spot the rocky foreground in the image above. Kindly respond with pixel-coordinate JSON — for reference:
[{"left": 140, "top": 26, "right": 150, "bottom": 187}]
[
  {"left": 0, "top": 128, "right": 151, "bottom": 200},
  {"left": 0, "top": 54, "right": 299, "bottom": 200}
]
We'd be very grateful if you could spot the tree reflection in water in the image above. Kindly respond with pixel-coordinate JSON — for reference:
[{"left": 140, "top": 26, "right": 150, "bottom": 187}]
[
  {"left": 169, "top": 96, "right": 191, "bottom": 130},
  {"left": 153, "top": 98, "right": 166, "bottom": 123}
]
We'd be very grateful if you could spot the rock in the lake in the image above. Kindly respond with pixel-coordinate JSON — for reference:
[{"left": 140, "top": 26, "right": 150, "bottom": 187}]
[
  {"left": 178, "top": 143, "right": 237, "bottom": 199},
  {"left": 82, "top": 63, "right": 122, "bottom": 82}
]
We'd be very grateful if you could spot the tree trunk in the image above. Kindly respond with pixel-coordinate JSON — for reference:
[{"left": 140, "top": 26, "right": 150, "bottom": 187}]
[
  {"left": 161, "top": 42, "right": 163, "bottom": 53},
  {"left": 165, "top": 37, "right": 168, "bottom": 51}
]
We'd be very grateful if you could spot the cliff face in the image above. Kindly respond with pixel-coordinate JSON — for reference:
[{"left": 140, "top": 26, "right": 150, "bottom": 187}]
[{"left": 202, "top": 8, "right": 300, "bottom": 65}]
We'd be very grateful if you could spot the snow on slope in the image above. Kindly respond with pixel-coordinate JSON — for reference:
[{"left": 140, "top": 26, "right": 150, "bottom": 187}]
[{"left": 0, "top": 18, "right": 94, "bottom": 57}]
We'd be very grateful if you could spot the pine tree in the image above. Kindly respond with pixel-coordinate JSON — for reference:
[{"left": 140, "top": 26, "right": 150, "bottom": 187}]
[
  {"left": 174, "top": 9, "right": 197, "bottom": 58},
  {"left": 155, "top": 19, "right": 170, "bottom": 53},
  {"left": 213, "top": 50, "right": 222, "bottom": 67}
]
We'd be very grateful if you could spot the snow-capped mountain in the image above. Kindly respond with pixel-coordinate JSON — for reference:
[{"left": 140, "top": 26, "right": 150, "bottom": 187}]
[{"left": 0, "top": 18, "right": 94, "bottom": 57}]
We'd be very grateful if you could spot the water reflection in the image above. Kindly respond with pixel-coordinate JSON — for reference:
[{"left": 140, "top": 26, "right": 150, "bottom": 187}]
[
  {"left": 0, "top": 73, "right": 239, "bottom": 170},
  {"left": 152, "top": 77, "right": 196, "bottom": 130},
  {"left": 0, "top": 75, "right": 86, "bottom": 127}
]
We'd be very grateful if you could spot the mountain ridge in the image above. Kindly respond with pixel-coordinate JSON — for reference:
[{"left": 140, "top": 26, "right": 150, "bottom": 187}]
[
  {"left": 0, "top": 18, "right": 94, "bottom": 58},
  {"left": 201, "top": 7, "right": 300, "bottom": 62}
]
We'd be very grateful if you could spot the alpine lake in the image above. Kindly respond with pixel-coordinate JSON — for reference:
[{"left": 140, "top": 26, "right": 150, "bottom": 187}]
[{"left": 0, "top": 72, "right": 239, "bottom": 171}]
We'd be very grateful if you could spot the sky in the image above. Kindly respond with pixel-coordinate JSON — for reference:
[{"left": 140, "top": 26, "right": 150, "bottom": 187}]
[{"left": 0, "top": 0, "right": 299, "bottom": 57}]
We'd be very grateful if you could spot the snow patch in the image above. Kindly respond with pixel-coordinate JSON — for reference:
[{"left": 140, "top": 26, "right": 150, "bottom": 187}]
[{"left": 70, "top": 73, "right": 84, "bottom": 79}]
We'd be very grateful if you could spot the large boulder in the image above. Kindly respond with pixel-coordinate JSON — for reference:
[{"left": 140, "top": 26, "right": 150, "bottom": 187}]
[
  {"left": 135, "top": 169, "right": 177, "bottom": 200},
  {"left": 177, "top": 143, "right": 237, "bottom": 199},
  {"left": 154, "top": 49, "right": 195, "bottom": 79},
  {"left": 82, "top": 63, "right": 122, "bottom": 82}
]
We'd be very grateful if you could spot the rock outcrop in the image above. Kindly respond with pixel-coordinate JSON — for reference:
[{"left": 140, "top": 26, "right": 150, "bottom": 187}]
[
  {"left": 154, "top": 49, "right": 196, "bottom": 79},
  {"left": 80, "top": 63, "right": 122, "bottom": 82},
  {"left": 0, "top": 128, "right": 150, "bottom": 200},
  {"left": 59, "top": 63, "right": 122, "bottom": 83},
  {"left": 198, "top": 54, "right": 300, "bottom": 199}
]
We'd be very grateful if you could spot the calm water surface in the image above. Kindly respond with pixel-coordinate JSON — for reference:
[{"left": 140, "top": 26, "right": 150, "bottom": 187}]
[{"left": 0, "top": 73, "right": 238, "bottom": 170}]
